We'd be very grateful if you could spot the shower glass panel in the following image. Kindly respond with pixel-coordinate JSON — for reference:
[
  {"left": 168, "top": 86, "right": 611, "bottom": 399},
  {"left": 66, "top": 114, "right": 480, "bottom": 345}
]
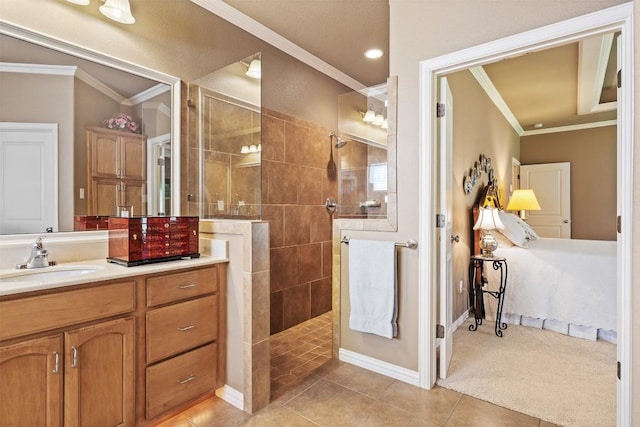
[
  {"left": 187, "top": 53, "right": 262, "bottom": 219},
  {"left": 337, "top": 82, "right": 388, "bottom": 219}
]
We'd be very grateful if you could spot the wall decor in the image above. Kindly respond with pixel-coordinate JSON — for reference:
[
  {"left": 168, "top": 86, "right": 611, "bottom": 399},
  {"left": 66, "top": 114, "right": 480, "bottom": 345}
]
[{"left": 464, "top": 153, "right": 495, "bottom": 194}]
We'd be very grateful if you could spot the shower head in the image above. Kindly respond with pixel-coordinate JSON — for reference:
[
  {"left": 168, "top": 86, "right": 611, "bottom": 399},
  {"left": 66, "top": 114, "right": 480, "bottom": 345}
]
[
  {"left": 329, "top": 132, "right": 348, "bottom": 149},
  {"left": 334, "top": 136, "right": 347, "bottom": 149}
]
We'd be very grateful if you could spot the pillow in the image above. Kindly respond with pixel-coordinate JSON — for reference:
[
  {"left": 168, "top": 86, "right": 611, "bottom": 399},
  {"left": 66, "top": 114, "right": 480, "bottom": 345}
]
[
  {"left": 517, "top": 217, "right": 540, "bottom": 241},
  {"left": 496, "top": 211, "right": 529, "bottom": 248}
]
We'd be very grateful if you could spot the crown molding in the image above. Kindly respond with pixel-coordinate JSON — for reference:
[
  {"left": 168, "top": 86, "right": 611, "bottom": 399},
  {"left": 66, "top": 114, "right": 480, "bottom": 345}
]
[
  {"left": 469, "top": 66, "right": 524, "bottom": 136},
  {"left": 521, "top": 119, "right": 616, "bottom": 136},
  {"left": 578, "top": 33, "right": 616, "bottom": 115},
  {"left": 123, "top": 83, "right": 171, "bottom": 106},
  {"left": 191, "top": 0, "right": 366, "bottom": 91},
  {"left": 0, "top": 62, "right": 76, "bottom": 76}
]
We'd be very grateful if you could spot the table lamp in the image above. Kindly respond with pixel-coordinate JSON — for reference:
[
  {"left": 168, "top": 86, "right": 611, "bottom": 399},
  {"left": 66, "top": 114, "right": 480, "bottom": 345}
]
[
  {"left": 473, "top": 206, "right": 505, "bottom": 257},
  {"left": 506, "top": 189, "right": 541, "bottom": 220}
]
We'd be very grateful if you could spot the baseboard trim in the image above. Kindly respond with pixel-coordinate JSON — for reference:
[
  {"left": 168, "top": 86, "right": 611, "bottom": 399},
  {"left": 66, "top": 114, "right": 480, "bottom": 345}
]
[
  {"left": 338, "top": 348, "right": 420, "bottom": 386},
  {"left": 215, "top": 384, "right": 243, "bottom": 410}
]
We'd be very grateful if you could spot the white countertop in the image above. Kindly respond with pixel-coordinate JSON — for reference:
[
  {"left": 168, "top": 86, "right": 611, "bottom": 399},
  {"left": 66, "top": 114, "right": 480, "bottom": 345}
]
[{"left": 0, "top": 255, "right": 228, "bottom": 297}]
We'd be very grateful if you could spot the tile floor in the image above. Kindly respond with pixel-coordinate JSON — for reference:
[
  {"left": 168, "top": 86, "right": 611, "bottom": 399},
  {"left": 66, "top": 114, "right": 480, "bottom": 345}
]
[{"left": 159, "top": 311, "right": 559, "bottom": 426}]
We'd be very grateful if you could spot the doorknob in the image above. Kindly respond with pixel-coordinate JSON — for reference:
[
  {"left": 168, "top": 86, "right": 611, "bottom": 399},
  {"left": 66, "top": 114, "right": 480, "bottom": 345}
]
[
  {"left": 451, "top": 235, "right": 460, "bottom": 243},
  {"left": 563, "top": 219, "right": 570, "bottom": 223}
]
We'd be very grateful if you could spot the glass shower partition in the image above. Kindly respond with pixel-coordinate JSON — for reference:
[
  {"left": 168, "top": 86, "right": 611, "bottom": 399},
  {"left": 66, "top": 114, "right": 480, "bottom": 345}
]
[{"left": 187, "top": 53, "right": 262, "bottom": 220}]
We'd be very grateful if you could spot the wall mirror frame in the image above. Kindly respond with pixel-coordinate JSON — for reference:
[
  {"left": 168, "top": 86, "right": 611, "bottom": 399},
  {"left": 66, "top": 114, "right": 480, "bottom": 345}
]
[
  {"left": 336, "top": 75, "right": 397, "bottom": 231},
  {"left": 0, "top": 20, "right": 182, "bottom": 235}
]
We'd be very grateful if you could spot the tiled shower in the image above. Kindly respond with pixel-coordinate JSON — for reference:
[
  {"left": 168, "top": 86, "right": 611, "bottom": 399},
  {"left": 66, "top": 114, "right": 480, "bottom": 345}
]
[{"left": 262, "top": 109, "right": 335, "bottom": 334}]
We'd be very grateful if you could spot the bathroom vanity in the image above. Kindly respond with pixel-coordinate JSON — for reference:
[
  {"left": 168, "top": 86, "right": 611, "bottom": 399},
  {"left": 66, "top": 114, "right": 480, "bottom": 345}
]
[{"left": 0, "top": 257, "right": 227, "bottom": 426}]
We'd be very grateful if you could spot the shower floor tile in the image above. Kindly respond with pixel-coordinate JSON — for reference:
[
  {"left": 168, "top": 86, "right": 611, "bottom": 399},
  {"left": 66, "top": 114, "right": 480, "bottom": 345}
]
[{"left": 270, "top": 310, "right": 333, "bottom": 400}]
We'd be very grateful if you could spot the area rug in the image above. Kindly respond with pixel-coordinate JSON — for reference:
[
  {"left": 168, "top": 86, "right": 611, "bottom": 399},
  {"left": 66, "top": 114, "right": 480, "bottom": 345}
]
[{"left": 437, "top": 321, "right": 616, "bottom": 427}]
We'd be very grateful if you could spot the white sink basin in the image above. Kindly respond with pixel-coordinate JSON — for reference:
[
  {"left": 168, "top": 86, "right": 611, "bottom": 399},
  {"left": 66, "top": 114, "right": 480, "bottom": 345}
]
[{"left": 0, "top": 265, "right": 104, "bottom": 283}]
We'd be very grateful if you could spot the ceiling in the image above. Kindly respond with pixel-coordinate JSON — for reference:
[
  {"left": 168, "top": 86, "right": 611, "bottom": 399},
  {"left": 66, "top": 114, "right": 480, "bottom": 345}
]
[{"left": 1, "top": 2, "right": 618, "bottom": 134}]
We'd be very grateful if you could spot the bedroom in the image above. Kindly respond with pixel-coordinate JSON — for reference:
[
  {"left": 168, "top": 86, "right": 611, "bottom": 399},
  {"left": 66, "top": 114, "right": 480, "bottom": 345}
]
[{"left": 440, "top": 30, "right": 618, "bottom": 424}]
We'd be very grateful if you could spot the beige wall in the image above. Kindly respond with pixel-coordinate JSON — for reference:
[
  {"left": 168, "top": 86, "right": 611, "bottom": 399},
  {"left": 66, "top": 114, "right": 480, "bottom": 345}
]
[
  {"left": 521, "top": 127, "right": 617, "bottom": 241},
  {"left": 447, "top": 70, "right": 520, "bottom": 319},
  {"left": 386, "top": 0, "right": 637, "bottom": 422}
]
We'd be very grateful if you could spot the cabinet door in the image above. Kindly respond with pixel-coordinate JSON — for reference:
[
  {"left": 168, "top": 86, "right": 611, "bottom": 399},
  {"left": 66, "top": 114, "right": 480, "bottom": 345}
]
[
  {"left": 88, "top": 131, "right": 120, "bottom": 179},
  {"left": 121, "top": 180, "right": 145, "bottom": 216},
  {"left": 120, "top": 135, "right": 145, "bottom": 181},
  {"left": 0, "top": 335, "right": 63, "bottom": 427},
  {"left": 64, "top": 317, "right": 135, "bottom": 427},
  {"left": 89, "top": 179, "right": 120, "bottom": 216}
]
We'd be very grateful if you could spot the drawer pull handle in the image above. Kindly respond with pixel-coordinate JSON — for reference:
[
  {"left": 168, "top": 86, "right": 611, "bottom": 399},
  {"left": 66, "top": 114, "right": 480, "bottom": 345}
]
[
  {"left": 177, "top": 324, "right": 196, "bottom": 332},
  {"left": 178, "top": 283, "right": 196, "bottom": 289},
  {"left": 177, "top": 374, "right": 195, "bottom": 384},
  {"left": 53, "top": 351, "right": 60, "bottom": 374},
  {"left": 71, "top": 346, "right": 78, "bottom": 368}
]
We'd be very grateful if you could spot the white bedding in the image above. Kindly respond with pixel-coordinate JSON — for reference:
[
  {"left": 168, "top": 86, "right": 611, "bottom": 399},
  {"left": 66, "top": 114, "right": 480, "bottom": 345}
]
[{"left": 484, "top": 237, "right": 616, "bottom": 340}]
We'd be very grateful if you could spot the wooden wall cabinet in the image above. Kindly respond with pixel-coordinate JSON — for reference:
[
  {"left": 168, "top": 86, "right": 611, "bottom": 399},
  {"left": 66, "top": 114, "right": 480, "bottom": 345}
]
[{"left": 86, "top": 127, "right": 146, "bottom": 216}]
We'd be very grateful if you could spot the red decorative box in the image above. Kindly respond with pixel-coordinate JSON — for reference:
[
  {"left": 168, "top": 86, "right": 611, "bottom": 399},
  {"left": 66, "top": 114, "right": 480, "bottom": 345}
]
[{"left": 107, "top": 216, "right": 199, "bottom": 266}]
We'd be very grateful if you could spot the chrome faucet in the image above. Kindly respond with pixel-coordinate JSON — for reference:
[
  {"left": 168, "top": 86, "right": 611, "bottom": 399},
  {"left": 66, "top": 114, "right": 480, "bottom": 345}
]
[{"left": 16, "top": 236, "right": 52, "bottom": 269}]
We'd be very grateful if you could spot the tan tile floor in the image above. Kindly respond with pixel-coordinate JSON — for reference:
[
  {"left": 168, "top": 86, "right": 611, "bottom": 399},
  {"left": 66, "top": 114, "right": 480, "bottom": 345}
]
[{"left": 159, "top": 311, "right": 560, "bottom": 426}]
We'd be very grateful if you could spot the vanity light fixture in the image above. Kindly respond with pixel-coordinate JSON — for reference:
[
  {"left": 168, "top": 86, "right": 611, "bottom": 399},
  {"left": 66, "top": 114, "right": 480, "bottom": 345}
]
[
  {"left": 362, "top": 104, "right": 375, "bottom": 122},
  {"left": 240, "top": 146, "right": 250, "bottom": 154},
  {"left": 372, "top": 111, "right": 385, "bottom": 127},
  {"left": 245, "top": 57, "right": 261, "bottom": 79},
  {"left": 66, "top": 0, "right": 135, "bottom": 24},
  {"left": 381, "top": 118, "right": 388, "bottom": 130}
]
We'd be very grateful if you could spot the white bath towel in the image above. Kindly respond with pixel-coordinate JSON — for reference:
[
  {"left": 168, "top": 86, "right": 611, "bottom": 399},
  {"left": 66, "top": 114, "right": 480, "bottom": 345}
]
[{"left": 348, "top": 239, "right": 397, "bottom": 338}]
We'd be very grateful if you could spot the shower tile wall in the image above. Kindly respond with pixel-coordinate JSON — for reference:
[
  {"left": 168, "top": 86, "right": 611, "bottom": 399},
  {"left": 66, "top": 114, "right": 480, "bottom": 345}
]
[{"left": 262, "top": 108, "right": 335, "bottom": 335}]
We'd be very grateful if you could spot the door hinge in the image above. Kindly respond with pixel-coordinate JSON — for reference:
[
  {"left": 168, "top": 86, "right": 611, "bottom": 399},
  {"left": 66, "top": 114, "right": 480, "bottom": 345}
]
[
  {"left": 617, "top": 216, "right": 621, "bottom": 234},
  {"left": 617, "top": 70, "right": 622, "bottom": 88},
  {"left": 617, "top": 361, "right": 621, "bottom": 380},
  {"left": 436, "top": 324, "right": 445, "bottom": 339},
  {"left": 436, "top": 214, "right": 446, "bottom": 228},
  {"left": 436, "top": 103, "right": 446, "bottom": 118}
]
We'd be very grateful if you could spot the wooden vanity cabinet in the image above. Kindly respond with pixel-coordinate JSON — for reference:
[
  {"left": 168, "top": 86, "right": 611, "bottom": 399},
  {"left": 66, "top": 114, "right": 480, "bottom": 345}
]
[
  {"left": 0, "top": 281, "right": 136, "bottom": 427},
  {"left": 0, "top": 263, "right": 226, "bottom": 426},
  {"left": 143, "top": 265, "right": 226, "bottom": 421}
]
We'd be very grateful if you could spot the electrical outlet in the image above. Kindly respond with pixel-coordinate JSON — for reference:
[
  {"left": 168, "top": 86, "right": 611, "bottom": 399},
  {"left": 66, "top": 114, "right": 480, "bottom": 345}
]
[
  {"left": 79, "top": 188, "right": 85, "bottom": 199},
  {"left": 459, "top": 280, "right": 464, "bottom": 294}
]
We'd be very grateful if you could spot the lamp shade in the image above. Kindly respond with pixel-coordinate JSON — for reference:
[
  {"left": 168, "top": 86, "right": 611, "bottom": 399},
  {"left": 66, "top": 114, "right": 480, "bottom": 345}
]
[
  {"left": 506, "top": 189, "right": 541, "bottom": 211},
  {"left": 473, "top": 207, "right": 505, "bottom": 231},
  {"left": 100, "top": 0, "right": 135, "bottom": 24},
  {"left": 246, "top": 58, "right": 261, "bottom": 79}
]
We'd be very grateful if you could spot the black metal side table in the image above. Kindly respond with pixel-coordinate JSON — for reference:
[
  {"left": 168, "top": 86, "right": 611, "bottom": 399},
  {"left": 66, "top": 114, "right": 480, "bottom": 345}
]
[{"left": 468, "top": 255, "right": 508, "bottom": 337}]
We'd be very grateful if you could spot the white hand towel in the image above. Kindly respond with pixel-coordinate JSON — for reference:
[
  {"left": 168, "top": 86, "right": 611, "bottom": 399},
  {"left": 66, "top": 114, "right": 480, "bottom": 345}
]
[{"left": 348, "top": 239, "right": 397, "bottom": 338}]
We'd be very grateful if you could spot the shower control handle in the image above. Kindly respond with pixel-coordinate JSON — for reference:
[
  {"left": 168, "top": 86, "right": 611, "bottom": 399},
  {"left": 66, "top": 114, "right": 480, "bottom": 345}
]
[{"left": 325, "top": 197, "right": 337, "bottom": 215}]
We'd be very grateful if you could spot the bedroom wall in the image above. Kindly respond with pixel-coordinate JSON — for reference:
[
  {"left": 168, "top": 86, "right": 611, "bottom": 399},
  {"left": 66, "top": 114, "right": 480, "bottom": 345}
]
[
  {"left": 447, "top": 70, "right": 520, "bottom": 319},
  {"left": 521, "top": 126, "right": 617, "bottom": 241}
]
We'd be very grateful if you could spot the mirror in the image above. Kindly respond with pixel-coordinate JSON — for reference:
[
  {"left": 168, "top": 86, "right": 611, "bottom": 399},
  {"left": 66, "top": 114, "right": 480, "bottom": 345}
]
[
  {"left": 0, "top": 22, "right": 180, "bottom": 234},
  {"left": 337, "top": 76, "right": 397, "bottom": 229},
  {"left": 185, "top": 53, "right": 262, "bottom": 220}
]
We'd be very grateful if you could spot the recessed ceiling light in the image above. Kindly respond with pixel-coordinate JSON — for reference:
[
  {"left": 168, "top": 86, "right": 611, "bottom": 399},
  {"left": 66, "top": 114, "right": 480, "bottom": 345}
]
[{"left": 364, "top": 48, "right": 384, "bottom": 59}]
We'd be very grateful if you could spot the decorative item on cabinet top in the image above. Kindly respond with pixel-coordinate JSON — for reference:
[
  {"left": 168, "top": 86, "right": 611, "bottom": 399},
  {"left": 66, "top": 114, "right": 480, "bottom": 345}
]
[
  {"left": 107, "top": 216, "right": 200, "bottom": 266},
  {"left": 463, "top": 153, "right": 496, "bottom": 194}
]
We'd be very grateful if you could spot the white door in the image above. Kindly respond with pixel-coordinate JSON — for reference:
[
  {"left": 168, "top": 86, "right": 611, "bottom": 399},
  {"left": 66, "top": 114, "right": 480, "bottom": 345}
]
[
  {"left": 520, "top": 162, "right": 571, "bottom": 238},
  {"left": 0, "top": 123, "right": 58, "bottom": 234},
  {"left": 438, "top": 78, "right": 454, "bottom": 379}
]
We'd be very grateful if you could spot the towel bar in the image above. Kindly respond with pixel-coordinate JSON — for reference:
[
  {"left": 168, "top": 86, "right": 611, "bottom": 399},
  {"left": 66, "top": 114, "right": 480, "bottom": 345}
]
[{"left": 341, "top": 235, "right": 418, "bottom": 250}]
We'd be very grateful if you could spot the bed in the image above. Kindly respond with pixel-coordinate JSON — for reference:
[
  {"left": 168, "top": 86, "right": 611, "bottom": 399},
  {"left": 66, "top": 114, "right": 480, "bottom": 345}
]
[{"left": 472, "top": 190, "right": 617, "bottom": 342}]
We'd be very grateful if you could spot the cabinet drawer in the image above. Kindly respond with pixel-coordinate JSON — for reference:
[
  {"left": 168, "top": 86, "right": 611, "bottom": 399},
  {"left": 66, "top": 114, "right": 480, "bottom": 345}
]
[
  {"left": 0, "top": 281, "right": 136, "bottom": 341},
  {"left": 146, "top": 267, "right": 218, "bottom": 307},
  {"left": 146, "top": 295, "right": 217, "bottom": 363},
  {"left": 146, "top": 343, "right": 217, "bottom": 420}
]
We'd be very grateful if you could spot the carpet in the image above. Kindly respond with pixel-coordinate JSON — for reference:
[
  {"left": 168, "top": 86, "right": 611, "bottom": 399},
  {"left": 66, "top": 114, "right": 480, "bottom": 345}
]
[{"left": 437, "top": 321, "right": 616, "bottom": 427}]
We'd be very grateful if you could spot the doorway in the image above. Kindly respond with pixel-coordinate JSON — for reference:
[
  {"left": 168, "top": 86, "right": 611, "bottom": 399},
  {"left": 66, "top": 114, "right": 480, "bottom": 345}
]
[{"left": 418, "top": 3, "right": 633, "bottom": 425}]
